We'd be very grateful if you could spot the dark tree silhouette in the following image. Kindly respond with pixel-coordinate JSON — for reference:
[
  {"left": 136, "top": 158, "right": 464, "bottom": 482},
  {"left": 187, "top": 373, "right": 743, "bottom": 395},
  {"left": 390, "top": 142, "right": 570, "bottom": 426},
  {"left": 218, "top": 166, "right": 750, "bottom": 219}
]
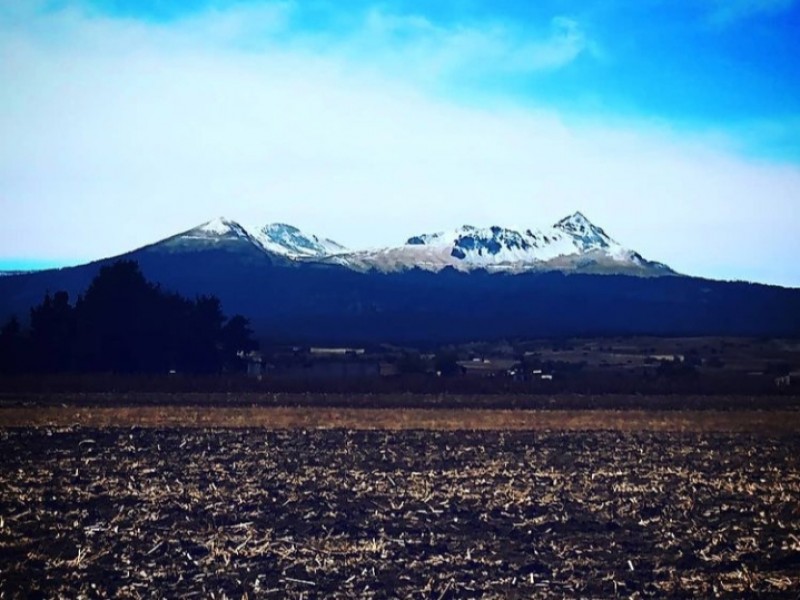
[
  {"left": 221, "top": 315, "right": 259, "bottom": 371},
  {"left": 0, "top": 260, "right": 257, "bottom": 374},
  {"left": 397, "top": 351, "right": 427, "bottom": 374},
  {"left": 434, "top": 350, "right": 460, "bottom": 376},
  {"left": 30, "top": 290, "right": 76, "bottom": 372},
  {"left": 74, "top": 261, "right": 168, "bottom": 372},
  {"left": 0, "top": 316, "right": 28, "bottom": 374}
]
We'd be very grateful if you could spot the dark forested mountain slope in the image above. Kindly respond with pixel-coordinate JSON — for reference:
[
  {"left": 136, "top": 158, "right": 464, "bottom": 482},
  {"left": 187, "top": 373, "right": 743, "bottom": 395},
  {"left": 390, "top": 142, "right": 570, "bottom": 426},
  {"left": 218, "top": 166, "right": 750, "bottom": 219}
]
[
  {"left": 2, "top": 246, "right": 798, "bottom": 344},
  {"left": 2, "top": 215, "right": 799, "bottom": 343}
]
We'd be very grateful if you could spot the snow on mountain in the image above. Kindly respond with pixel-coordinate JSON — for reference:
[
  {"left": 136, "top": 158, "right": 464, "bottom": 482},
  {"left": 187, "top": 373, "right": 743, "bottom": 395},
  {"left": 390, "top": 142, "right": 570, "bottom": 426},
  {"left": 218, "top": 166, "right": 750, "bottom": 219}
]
[
  {"left": 553, "top": 211, "right": 613, "bottom": 248},
  {"left": 150, "top": 215, "right": 281, "bottom": 256},
  {"left": 330, "top": 212, "right": 672, "bottom": 275},
  {"left": 178, "top": 217, "right": 254, "bottom": 242},
  {"left": 161, "top": 218, "right": 347, "bottom": 262},
  {"left": 162, "top": 213, "right": 671, "bottom": 276},
  {"left": 250, "top": 223, "right": 348, "bottom": 259}
]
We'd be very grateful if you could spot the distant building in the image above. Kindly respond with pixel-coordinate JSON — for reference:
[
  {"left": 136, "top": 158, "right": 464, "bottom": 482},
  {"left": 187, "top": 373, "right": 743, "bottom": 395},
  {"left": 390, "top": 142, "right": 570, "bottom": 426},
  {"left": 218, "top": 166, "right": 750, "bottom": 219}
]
[
  {"left": 244, "top": 351, "right": 266, "bottom": 378},
  {"left": 309, "top": 347, "right": 365, "bottom": 357},
  {"left": 650, "top": 354, "right": 684, "bottom": 363},
  {"left": 775, "top": 371, "right": 800, "bottom": 388},
  {"left": 457, "top": 358, "right": 519, "bottom": 378},
  {"left": 275, "top": 360, "right": 380, "bottom": 380}
]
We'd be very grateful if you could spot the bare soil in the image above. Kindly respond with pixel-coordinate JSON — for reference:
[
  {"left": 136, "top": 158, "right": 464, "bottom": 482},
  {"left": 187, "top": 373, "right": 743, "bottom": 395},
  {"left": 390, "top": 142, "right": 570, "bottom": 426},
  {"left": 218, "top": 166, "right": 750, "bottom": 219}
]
[{"left": 1, "top": 427, "right": 799, "bottom": 598}]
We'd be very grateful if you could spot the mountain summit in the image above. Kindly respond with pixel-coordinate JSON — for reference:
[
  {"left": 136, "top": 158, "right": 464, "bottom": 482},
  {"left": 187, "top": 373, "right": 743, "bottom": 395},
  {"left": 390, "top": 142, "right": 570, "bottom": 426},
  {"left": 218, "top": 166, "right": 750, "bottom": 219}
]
[
  {"left": 184, "top": 217, "right": 251, "bottom": 241},
  {"left": 3, "top": 211, "right": 800, "bottom": 343},
  {"left": 251, "top": 223, "right": 348, "bottom": 259},
  {"left": 137, "top": 212, "right": 672, "bottom": 276},
  {"left": 160, "top": 217, "right": 262, "bottom": 252},
  {"left": 328, "top": 212, "right": 672, "bottom": 275},
  {"left": 553, "top": 211, "right": 613, "bottom": 250}
]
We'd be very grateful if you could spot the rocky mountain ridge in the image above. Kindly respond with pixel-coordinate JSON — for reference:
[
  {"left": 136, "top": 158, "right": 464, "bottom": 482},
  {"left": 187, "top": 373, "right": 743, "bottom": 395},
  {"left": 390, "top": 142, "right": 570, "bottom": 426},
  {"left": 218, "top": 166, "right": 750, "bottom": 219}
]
[{"left": 167, "top": 212, "right": 672, "bottom": 276}]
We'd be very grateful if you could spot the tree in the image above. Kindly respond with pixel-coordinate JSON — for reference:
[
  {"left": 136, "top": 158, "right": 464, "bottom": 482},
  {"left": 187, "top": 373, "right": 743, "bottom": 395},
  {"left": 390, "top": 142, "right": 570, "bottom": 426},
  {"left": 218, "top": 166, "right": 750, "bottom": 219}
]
[
  {"left": 181, "top": 295, "right": 225, "bottom": 373},
  {"left": 2, "top": 260, "right": 260, "bottom": 375},
  {"left": 0, "top": 317, "right": 28, "bottom": 373},
  {"left": 30, "top": 291, "right": 76, "bottom": 371},
  {"left": 397, "top": 351, "right": 427, "bottom": 374},
  {"left": 74, "top": 261, "right": 163, "bottom": 372},
  {"left": 221, "top": 315, "right": 258, "bottom": 371},
  {"left": 434, "top": 350, "right": 460, "bottom": 376}
]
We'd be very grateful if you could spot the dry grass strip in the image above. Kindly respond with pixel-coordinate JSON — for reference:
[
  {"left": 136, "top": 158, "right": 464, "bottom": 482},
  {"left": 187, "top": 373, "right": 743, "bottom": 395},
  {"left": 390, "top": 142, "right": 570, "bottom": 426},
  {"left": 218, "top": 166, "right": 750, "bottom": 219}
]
[{"left": 1, "top": 406, "right": 799, "bottom": 432}]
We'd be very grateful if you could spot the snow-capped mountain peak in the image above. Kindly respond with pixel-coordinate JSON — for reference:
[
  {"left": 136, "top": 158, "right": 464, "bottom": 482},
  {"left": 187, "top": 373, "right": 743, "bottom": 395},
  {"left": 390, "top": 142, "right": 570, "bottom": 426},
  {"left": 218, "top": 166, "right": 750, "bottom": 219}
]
[
  {"left": 169, "top": 218, "right": 347, "bottom": 260},
  {"left": 553, "top": 211, "right": 614, "bottom": 251},
  {"left": 555, "top": 210, "right": 592, "bottom": 229},
  {"left": 197, "top": 217, "right": 235, "bottom": 235},
  {"left": 405, "top": 225, "right": 477, "bottom": 247},
  {"left": 165, "top": 212, "right": 672, "bottom": 276},
  {"left": 180, "top": 217, "right": 252, "bottom": 241},
  {"left": 192, "top": 217, "right": 248, "bottom": 237},
  {"left": 251, "top": 222, "right": 348, "bottom": 259},
  {"left": 153, "top": 216, "right": 274, "bottom": 258},
  {"left": 337, "top": 212, "right": 672, "bottom": 275},
  {"left": 449, "top": 226, "right": 536, "bottom": 260}
]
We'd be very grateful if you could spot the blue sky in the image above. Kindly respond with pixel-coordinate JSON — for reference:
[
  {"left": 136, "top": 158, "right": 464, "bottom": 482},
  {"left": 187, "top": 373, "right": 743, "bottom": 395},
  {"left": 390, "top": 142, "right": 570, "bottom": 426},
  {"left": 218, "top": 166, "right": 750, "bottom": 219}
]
[
  {"left": 1, "top": 0, "right": 799, "bottom": 285},
  {"left": 80, "top": 0, "right": 800, "bottom": 150}
]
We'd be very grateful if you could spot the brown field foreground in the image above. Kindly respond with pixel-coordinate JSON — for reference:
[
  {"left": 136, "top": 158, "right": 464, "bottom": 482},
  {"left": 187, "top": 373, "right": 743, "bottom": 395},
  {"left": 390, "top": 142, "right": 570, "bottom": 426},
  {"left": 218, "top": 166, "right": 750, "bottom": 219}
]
[
  {"left": 1, "top": 428, "right": 799, "bottom": 598},
  {"left": 2, "top": 405, "right": 800, "bottom": 431},
  {"left": 3, "top": 391, "right": 800, "bottom": 412}
]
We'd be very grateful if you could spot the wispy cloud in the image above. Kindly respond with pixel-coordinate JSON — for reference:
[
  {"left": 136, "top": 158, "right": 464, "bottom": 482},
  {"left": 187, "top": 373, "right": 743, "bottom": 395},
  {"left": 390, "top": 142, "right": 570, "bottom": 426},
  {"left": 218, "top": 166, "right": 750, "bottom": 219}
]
[
  {"left": 346, "top": 10, "right": 592, "bottom": 77},
  {"left": 0, "top": 2, "right": 799, "bottom": 285},
  {"left": 708, "top": 0, "right": 796, "bottom": 24}
]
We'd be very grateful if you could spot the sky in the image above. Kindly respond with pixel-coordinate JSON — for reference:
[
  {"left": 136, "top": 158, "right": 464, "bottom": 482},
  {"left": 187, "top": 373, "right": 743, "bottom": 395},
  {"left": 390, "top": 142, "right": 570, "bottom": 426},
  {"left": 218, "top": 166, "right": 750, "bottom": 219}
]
[{"left": 1, "top": 0, "right": 799, "bottom": 286}]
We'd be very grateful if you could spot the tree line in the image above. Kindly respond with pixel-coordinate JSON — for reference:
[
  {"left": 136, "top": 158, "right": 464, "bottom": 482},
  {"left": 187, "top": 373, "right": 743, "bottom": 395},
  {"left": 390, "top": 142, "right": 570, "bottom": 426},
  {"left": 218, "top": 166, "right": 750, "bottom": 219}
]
[{"left": 0, "top": 260, "right": 257, "bottom": 374}]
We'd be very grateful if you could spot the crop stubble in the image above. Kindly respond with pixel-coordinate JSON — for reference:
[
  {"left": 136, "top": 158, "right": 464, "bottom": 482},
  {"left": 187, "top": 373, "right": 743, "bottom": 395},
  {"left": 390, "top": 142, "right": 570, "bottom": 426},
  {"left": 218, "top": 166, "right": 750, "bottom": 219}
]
[
  {"left": 1, "top": 427, "right": 799, "bottom": 598},
  {"left": 2, "top": 406, "right": 800, "bottom": 431}
]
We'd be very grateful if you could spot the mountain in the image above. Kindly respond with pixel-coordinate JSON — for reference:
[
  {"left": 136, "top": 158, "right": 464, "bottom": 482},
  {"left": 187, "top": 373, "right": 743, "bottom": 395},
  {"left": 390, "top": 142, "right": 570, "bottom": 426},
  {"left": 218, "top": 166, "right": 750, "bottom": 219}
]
[
  {"left": 151, "top": 217, "right": 265, "bottom": 253},
  {"left": 131, "top": 217, "right": 290, "bottom": 271},
  {"left": 178, "top": 217, "right": 250, "bottom": 242},
  {"left": 114, "top": 212, "right": 668, "bottom": 275},
  {"left": 322, "top": 212, "right": 672, "bottom": 275},
  {"left": 250, "top": 223, "right": 348, "bottom": 259},
  {"left": 151, "top": 218, "right": 348, "bottom": 261},
  {"left": 2, "top": 211, "right": 799, "bottom": 343}
]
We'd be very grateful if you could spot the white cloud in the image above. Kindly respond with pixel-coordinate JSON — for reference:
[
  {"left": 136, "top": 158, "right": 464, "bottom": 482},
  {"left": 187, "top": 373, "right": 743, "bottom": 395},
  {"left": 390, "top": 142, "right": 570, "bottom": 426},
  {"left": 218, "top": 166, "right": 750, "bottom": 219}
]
[
  {"left": 708, "top": 0, "right": 796, "bottom": 24},
  {"left": 0, "top": 4, "right": 799, "bottom": 286},
  {"left": 348, "top": 10, "right": 591, "bottom": 77}
]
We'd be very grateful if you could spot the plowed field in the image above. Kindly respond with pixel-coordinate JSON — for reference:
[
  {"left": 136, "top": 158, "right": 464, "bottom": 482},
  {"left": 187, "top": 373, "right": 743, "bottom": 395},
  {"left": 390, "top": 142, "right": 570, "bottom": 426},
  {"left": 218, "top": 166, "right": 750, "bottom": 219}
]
[{"left": 2, "top": 427, "right": 799, "bottom": 598}]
